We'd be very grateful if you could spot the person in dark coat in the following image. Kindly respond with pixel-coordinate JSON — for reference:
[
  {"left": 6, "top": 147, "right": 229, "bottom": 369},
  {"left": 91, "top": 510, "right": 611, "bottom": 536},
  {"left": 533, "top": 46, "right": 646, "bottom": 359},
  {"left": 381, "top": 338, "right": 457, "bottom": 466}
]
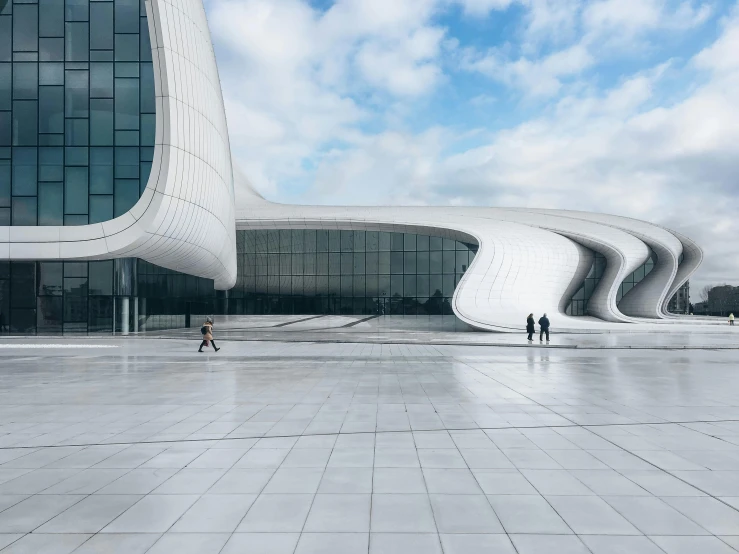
[
  {"left": 526, "top": 313, "right": 535, "bottom": 342},
  {"left": 198, "top": 317, "right": 220, "bottom": 352},
  {"left": 538, "top": 313, "right": 550, "bottom": 342}
]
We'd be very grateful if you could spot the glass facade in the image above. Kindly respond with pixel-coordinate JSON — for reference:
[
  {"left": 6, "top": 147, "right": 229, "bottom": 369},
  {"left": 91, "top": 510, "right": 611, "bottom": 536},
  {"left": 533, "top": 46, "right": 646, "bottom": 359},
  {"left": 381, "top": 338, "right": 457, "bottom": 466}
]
[
  {"left": 565, "top": 250, "right": 688, "bottom": 316},
  {"left": 0, "top": 229, "right": 477, "bottom": 334},
  {"left": 0, "top": 229, "right": 690, "bottom": 334},
  {"left": 230, "top": 230, "right": 478, "bottom": 316},
  {"left": 0, "top": 0, "right": 154, "bottom": 226}
]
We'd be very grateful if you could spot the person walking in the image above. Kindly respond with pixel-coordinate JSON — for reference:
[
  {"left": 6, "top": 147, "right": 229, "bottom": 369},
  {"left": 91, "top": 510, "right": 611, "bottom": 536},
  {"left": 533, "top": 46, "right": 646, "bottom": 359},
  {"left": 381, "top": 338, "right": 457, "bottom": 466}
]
[
  {"left": 538, "top": 313, "right": 551, "bottom": 343},
  {"left": 730, "top": 313, "right": 735, "bottom": 326},
  {"left": 198, "top": 317, "right": 220, "bottom": 352},
  {"left": 526, "top": 313, "right": 535, "bottom": 342}
]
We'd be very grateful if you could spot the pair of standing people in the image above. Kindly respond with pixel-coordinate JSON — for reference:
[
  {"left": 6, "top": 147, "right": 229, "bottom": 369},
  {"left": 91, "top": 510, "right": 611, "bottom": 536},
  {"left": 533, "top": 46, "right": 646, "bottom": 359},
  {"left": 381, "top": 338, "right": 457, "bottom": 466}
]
[
  {"left": 527, "top": 313, "right": 550, "bottom": 343},
  {"left": 198, "top": 317, "right": 220, "bottom": 352}
]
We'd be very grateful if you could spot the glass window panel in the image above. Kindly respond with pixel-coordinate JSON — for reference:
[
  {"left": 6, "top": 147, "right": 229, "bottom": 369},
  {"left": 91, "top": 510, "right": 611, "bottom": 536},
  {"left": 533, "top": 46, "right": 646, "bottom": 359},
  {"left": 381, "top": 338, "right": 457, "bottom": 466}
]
[
  {"left": 366, "top": 231, "right": 379, "bottom": 252},
  {"left": 65, "top": 0, "right": 89, "bottom": 22},
  {"left": 90, "top": 98, "right": 114, "bottom": 145},
  {"left": 442, "top": 274, "right": 456, "bottom": 296},
  {"left": 89, "top": 194, "right": 113, "bottom": 223},
  {"left": 379, "top": 275, "right": 390, "bottom": 297},
  {"left": 90, "top": 2, "right": 113, "bottom": 50},
  {"left": 12, "top": 100, "right": 38, "bottom": 146},
  {"left": 90, "top": 147, "right": 113, "bottom": 193},
  {"left": 379, "top": 232, "right": 391, "bottom": 251},
  {"left": 365, "top": 274, "right": 378, "bottom": 296},
  {"left": 0, "top": 160, "right": 9, "bottom": 206},
  {"left": 65, "top": 70, "right": 89, "bottom": 117},
  {"left": 13, "top": 4, "right": 38, "bottom": 52},
  {"left": 417, "top": 251, "right": 429, "bottom": 274},
  {"left": 328, "top": 253, "right": 340, "bottom": 274},
  {"left": 114, "top": 78, "right": 138, "bottom": 129},
  {"left": 404, "top": 252, "right": 416, "bottom": 274},
  {"left": 443, "top": 238, "right": 456, "bottom": 250},
  {"left": 391, "top": 233, "right": 403, "bottom": 251},
  {"left": 38, "top": 86, "right": 64, "bottom": 134},
  {"left": 90, "top": 63, "right": 114, "bottom": 98},
  {"left": 291, "top": 254, "right": 303, "bottom": 275},
  {"left": 39, "top": 147, "right": 63, "bottom": 181},
  {"left": 114, "top": 178, "right": 138, "bottom": 216},
  {"left": 417, "top": 234, "right": 429, "bottom": 251},
  {"left": 316, "top": 230, "right": 328, "bottom": 252},
  {"left": 404, "top": 233, "right": 416, "bottom": 251},
  {"left": 340, "top": 253, "right": 352, "bottom": 275},
  {"left": 65, "top": 118, "right": 89, "bottom": 146},
  {"left": 379, "top": 251, "right": 390, "bottom": 274},
  {"left": 88, "top": 260, "right": 113, "bottom": 295},
  {"left": 115, "top": 0, "right": 139, "bottom": 33},
  {"left": 140, "top": 113, "right": 154, "bottom": 146},
  {"left": 39, "top": 63, "right": 64, "bottom": 85},
  {"left": 353, "top": 231, "right": 365, "bottom": 252},
  {"left": 443, "top": 250, "right": 456, "bottom": 273},
  {"left": 0, "top": 16, "right": 10, "bottom": 62},
  {"left": 366, "top": 252, "right": 379, "bottom": 274},
  {"left": 353, "top": 275, "right": 365, "bottom": 297},
  {"left": 390, "top": 252, "right": 403, "bottom": 274},
  {"left": 37, "top": 296, "right": 63, "bottom": 333},
  {"left": 65, "top": 166, "right": 88, "bottom": 214},
  {"left": 114, "top": 34, "right": 138, "bottom": 62},
  {"left": 326, "top": 230, "right": 339, "bottom": 252},
  {"left": 39, "top": 38, "right": 64, "bottom": 62},
  {"left": 114, "top": 146, "right": 137, "bottom": 178},
  {"left": 12, "top": 147, "right": 37, "bottom": 195},
  {"left": 390, "top": 275, "right": 403, "bottom": 297},
  {"left": 37, "top": 262, "right": 63, "bottom": 296},
  {"left": 64, "top": 146, "right": 87, "bottom": 166},
  {"left": 430, "top": 236, "right": 443, "bottom": 250},
  {"left": 0, "top": 119, "right": 9, "bottom": 153},
  {"left": 353, "top": 252, "right": 365, "bottom": 274},
  {"left": 429, "top": 275, "right": 442, "bottom": 297},
  {"left": 38, "top": 182, "right": 63, "bottom": 225},
  {"left": 64, "top": 262, "right": 87, "bottom": 277},
  {"left": 65, "top": 22, "right": 89, "bottom": 62},
  {"left": 39, "top": 0, "right": 64, "bottom": 37},
  {"left": 13, "top": 63, "right": 38, "bottom": 100},
  {"left": 430, "top": 251, "right": 443, "bottom": 273},
  {"left": 0, "top": 65, "right": 10, "bottom": 109},
  {"left": 12, "top": 196, "right": 37, "bottom": 225},
  {"left": 340, "top": 230, "right": 354, "bottom": 252},
  {"left": 316, "top": 253, "right": 328, "bottom": 275},
  {"left": 404, "top": 275, "right": 416, "bottom": 297},
  {"left": 456, "top": 251, "right": 469, "bottom": 273}
]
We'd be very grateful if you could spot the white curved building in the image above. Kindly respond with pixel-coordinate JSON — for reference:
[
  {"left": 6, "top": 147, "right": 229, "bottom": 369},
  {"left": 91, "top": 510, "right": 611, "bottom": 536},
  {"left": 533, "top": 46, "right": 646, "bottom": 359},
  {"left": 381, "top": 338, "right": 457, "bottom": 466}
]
[{"left": 0, "top": 0, "right": 706, "bottom": 334}]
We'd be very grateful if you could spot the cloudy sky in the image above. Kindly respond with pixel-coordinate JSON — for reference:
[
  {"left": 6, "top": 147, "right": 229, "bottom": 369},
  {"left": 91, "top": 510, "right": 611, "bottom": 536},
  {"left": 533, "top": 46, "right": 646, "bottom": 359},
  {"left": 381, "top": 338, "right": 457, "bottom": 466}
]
[{"left": 204, "top": 0, "right": 739, "bottom": 293}]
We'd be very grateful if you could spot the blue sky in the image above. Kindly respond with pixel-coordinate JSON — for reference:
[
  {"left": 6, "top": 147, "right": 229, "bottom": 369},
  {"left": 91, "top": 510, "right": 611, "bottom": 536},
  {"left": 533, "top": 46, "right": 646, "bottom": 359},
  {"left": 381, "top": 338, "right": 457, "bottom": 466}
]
[{"left": 206, "top": 0, "right": 739, "bottom": 290}]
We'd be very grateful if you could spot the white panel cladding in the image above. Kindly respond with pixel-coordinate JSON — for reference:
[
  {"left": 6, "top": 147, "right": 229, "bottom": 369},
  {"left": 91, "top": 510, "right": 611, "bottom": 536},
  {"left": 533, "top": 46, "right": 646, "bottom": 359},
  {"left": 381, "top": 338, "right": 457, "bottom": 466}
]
[
  {"left": 0, "top": 0, "right": 238, "bottom": 290},
  {"left": 236, "top": 204, "right": 705, "bottom": 332}
]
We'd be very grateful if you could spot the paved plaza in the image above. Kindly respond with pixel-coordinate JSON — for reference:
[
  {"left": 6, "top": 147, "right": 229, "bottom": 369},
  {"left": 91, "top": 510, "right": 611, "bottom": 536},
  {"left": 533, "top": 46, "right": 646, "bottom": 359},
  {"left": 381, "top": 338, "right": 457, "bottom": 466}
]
[{"left": 0, "top": 336, "right": 739, "bottom": 553}]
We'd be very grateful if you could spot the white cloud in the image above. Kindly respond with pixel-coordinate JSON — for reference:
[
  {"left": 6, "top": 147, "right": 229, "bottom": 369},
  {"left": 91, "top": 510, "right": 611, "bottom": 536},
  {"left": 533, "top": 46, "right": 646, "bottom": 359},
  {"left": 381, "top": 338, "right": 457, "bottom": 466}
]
[{"left": 462, "top": 42, "right": 594, "bottom": 97}]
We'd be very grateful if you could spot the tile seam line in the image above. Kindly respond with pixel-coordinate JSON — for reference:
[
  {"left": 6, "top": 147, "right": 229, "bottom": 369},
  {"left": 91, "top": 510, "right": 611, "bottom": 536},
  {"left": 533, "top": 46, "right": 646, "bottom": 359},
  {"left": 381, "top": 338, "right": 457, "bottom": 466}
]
[
  {"left": 4, "top": 418, "right": 739, "bottom": 451},
  {"left": 460, "top": 360, "right": 739, "bottom": 524}
]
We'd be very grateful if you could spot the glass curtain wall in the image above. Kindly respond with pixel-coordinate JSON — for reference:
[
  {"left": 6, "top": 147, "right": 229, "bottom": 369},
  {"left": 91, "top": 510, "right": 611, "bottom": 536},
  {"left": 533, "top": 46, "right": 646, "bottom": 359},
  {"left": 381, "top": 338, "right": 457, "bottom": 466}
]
[
  {"left": 0, "top": 0, "right": 154, "bottom": 226},
  {"left": 230, "top": 229, "right": 478, "bottom": 316},
  {"left": 0, "top": 258, "right": 140, "bottom": 334},
  {"left": 566, "top": 250, "right": 660, "bottom": 316}
]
